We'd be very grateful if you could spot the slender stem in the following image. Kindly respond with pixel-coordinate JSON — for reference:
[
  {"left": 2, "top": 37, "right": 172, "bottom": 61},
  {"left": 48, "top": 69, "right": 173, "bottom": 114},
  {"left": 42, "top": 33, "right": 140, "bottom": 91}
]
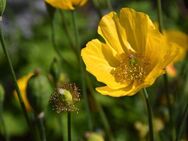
[
  {"left": 58, "top": 116, "right": 64, "bottom": 141},
  {"left": 157, "top": 0, "right": 175, "bottom": 139},
  {"left": 142, "top": 88, "right": 154, "bottom": 141},
  {"left": 67, "top": 112, "right": 71, "bottom": 141},
  {"left": 164, "top": 73, "right": 175, "bottom": 140},
  {"left": 106, "top": 0, "right": 113, "bottom": 11},
  {"left": 0, "top": 105, "right": 9, "bottom": 141},
  {"left": 86, "top": 76, "right": 114, "bottom": 141},
  {"left": 71, "top": 10, "right": 93, "bottom": 130},
  {"left": 38, "top": 113, "right": 46, "bottom": 141},
  {"left": 163, "top": 74, "right": 172, "bottom": 119},
  {"left": 175, "top": 103, "right": 188, "bottom": 141},
  {"left": 60, "top": 11, "right": 78, "bottom": 55},
  {"left": 90, "top": 0, "right": 103, "bottom": 18},
  {"left": 0, "top": 22, "right": 31, "bottom": 128},
  {"left": 50, "top": 20, "right": 73, "bottom": 69},
  {"left": 157, "top": 0, "right": 163, "bottom": 33}
]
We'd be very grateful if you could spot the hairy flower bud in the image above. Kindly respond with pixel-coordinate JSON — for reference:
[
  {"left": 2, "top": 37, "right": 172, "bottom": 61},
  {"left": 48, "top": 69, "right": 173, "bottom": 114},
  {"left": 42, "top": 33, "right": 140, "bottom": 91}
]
[{"left": 26, "top": 72, "right": 52, "bottom": 114}]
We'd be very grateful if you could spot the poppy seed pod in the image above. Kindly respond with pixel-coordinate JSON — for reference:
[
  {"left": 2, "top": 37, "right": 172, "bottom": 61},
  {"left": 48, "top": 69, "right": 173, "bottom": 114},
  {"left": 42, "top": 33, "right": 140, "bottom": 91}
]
[
  {"left": 49, "top": 83, "right": 80, "bottom": 113},
  {"left": 26, "top": 72, "right": 52, "bottom": 114},
  {"left": 0, "top": 84, "right": 4, "bottom": 103},
  {"left": 0, "top": 0, "right": 6, "bottom": 16}
]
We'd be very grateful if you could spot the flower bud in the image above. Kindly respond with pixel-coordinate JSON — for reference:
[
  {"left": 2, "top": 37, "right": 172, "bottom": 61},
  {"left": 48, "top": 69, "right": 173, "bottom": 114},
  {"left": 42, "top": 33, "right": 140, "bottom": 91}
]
[
  {"left": 26, "top": 72, "right": 52, "bottom": 114},
  {"left": 49, "top": 83, "right": 80, "bottom": 113},
  {"left": 85, "top": 132, "right": 104, "bottom": 141},
  {"left": 0, "top": 83, "right": 4, "bottom": 103},
  {"left": 0, "top": 0, "right": 6, "bottom": 16}
]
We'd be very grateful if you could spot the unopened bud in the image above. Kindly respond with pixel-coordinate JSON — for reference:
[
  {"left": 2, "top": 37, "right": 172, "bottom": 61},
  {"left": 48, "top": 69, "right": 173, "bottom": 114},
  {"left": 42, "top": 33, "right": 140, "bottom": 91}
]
[
  {"left": 85, "top": 132, "right": 104, "bottom": 141},
  {"left": 26, "top": 72, "right": 52, "bottom": 114},
  {"left": 0, "top": 84, "right": 4, "bottom": 103},
  {"left": 0, "top": 0, "right": 6, "bottom": 16}
]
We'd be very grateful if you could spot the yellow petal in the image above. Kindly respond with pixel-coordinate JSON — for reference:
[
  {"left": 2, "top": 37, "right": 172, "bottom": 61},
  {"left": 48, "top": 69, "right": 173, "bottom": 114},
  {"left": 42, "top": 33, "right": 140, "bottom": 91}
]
[
  {"left": 96, "top": 82, "right": 149, "bottom": 97},
  {"left": 45, "top": 0, "right": 74, "bottom": 10},
  {"left": 81, "top": 39, "right": 129, "bottom": 89},
  {"left": 72, "top": 0, "right": 87, "bottom": 6},
  {"left": 98, "top": 12, "right": 133, "bottom": 54},
  {"left": 165, "top": 30, "right": 188, "bottom": 61},
  {"left": 14, "top": 73, "right": 33, "bottom": 111},
  {"left": 144, "top": 37, "right": 179, "bottom": 84},
  {"left": 119, "top": 8, "right": 155, "bottom": 54},
  {"left": 45, "top": 0, "right": 87, "bottom": 10}
]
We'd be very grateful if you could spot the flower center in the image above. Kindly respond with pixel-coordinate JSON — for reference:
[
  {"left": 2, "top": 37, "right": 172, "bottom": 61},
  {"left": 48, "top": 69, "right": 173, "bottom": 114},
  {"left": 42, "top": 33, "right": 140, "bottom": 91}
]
[{"left": 111, "top": 53, "right": 146, "bottom": 84}]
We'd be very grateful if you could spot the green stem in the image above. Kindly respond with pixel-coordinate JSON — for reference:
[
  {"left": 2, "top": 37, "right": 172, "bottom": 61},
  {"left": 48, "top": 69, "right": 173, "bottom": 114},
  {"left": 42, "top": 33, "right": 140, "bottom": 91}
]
[
  {"left": 58, "top": 116, "right": 64, "bottom": 141},
  {"left": 50, "top": 20, "right": 73, "bottom": 69},
  {"left": 0, "top": 105, "right": 9, "bottom": 141},
  {"left": 106, "top": 0, "right": 113, "bottom": 11},
  {"left": 90, "top": 0, "right": 103, "bottom": 18},
  {"left": 60, "top": 11, "right": 78, "bottom": 55},
  {"left": 38, "top": 112, "right": 46, "bottom": 141},
  {"left": 164, "top": 74, "right": 175, "bottom": 140},
  {"left": 157, "top": 0, "right": 176, "bottom": 139},
  {"left": 0, "top": 22, "right": 31, "bottom": 128},
  {"left": 157, "top": 0, "right": 163, "bottom": 33},
  {"left": 86, "top": 77, "right": 114, "bottom": 141},
  {"left": 67, "top": 112, "right": 71, "bottom": 141},
  {"left": 175, "top": 103, "right": 188, "bottom": 141},
  {"left": 142, "top": 88, "right": 154, "bottom": 141},
  {"left": 71, "top": 10, "right": 93, "bottom": 130}
]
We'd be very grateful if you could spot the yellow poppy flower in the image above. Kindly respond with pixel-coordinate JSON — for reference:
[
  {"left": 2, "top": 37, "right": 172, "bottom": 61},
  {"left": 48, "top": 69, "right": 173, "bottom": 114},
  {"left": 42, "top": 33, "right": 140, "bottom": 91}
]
[
  {"left": 81, "top": 8, "right": 179, "bottom": 97},
  {"left": 165, "top": 30, "right": 188, "bottom": 62},
  {"left": 45, "top": 0, "right": 87, "bottom": 10},
  {"left": 14, "top": 73, "right": 33, "bottom": 111}
]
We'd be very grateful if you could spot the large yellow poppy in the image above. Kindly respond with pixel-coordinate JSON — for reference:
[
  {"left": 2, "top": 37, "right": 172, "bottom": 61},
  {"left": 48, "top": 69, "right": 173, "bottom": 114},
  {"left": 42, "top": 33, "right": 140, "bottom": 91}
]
[
  {"left": 45, "top": 0, "right": 87, "bottom": 10},
  {"left": 81, "top": 8, "right": 179, "bottom": 97}
]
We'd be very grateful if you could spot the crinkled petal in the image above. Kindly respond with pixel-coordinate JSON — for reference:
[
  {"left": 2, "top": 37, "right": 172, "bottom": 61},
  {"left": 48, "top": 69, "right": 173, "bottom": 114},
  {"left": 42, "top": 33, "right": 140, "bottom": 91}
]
[
  {"left": 119, "top": 8, "right": 155, "bottom": 54},
  {"left": 81, "top": 39, "right": 130, "bottom": 89},
  {"left": 98, "top": 12, "right": 133, "bottom": 54},
  {"left": 144, "top": 38, "right": 179, "bottom": 84}
]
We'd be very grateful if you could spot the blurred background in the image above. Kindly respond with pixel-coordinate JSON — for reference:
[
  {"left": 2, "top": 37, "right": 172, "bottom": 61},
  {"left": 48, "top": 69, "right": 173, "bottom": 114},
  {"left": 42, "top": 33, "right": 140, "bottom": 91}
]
[{"left": 0, "top": 0, "right": 188, "bottom": 141}]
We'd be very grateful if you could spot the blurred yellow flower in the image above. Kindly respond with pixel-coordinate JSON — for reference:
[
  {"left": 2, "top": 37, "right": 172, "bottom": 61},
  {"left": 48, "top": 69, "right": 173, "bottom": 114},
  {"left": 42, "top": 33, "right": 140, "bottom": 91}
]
[
  {"left": 165, "top": 30, "right": 188, "bottom": 62},
  {"left": 14, "top": 73, "right": 33, "bottom": 111},
  {"left": 81, "top": 8, "right": 179, "bottom": 97},
  {"left": 45, "top": 0, "right": 87, "bottom": 10},
  {"left": 166, "top": 63, "right": 177, "bottom": 77},
  {"left": 165, "top": 30, "right": 188, "bottom": 77}
]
